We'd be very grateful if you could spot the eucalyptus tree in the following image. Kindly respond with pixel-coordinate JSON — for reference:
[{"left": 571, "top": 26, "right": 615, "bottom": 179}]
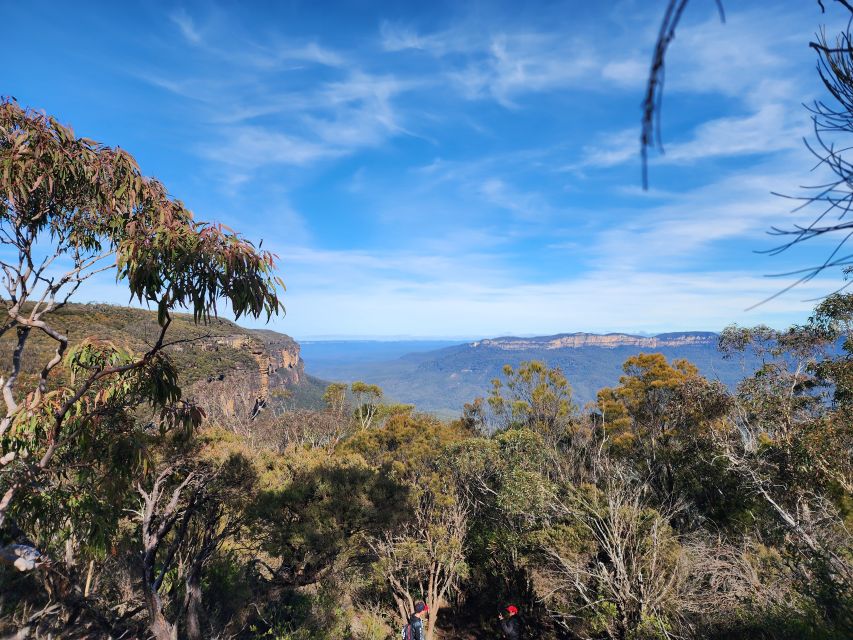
[
  {"left": 719, "top": 297, "right": 853, "bottom": 632},
  {"left": 0, "top": 98, "right": 283, "bottom": 580}
]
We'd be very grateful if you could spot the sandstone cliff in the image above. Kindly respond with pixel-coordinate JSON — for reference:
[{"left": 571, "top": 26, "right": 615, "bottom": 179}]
[
  {"left": 470, "top": 332, "right": 717, "bottom": 351},
  {"left": 0, "top": 303, "right": 314, "bottom": 411},
  {"left": 172, "top": 328, "right": 305, "bottom": 402}
]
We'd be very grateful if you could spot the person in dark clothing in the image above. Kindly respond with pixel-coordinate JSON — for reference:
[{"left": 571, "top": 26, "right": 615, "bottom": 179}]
[
  {"left": 405, "top": 601, "right": 428, "bottom": 640},
  {"left": 498, "top": 604, "right": 522, "bottom": 640}
]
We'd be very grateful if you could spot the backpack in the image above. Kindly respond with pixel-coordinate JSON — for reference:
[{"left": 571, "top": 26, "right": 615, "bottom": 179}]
[{"left": 401, "top": 623, "right": 413, "bottom": 640}]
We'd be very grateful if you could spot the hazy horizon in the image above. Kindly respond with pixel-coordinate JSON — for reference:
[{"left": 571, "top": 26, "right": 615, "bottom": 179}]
[
  {"left": 67, "top": 298, "right": 783, "bottom": 342},
  {"left": 294, "top": 329, "right": 716, "bottom": 342}
]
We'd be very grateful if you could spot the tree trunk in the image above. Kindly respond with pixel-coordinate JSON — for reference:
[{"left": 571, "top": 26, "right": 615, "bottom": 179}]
[
  {"left": 425, "top": 596, "right": 441, "bottom": 640},
  {"left": 185, "top": 567, "right": 204, "bottom": 640},
  {"left": 614, "top": 602, "right": 629, "bottom": 640},
  {"left": 144, "top": 587, "right": 177, "bottom": 640},
  {"left": 425, "top": 614, "right": 436, "bottom": 640}
]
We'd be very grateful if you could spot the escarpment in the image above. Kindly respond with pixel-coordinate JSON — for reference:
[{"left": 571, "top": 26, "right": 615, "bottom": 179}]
[
  {"left": 181, "top": 330, "right": 305, "bottom": 409},
  {"left": 0, "top": 303, "right": 310, "bottom": 418},
  {"left": 470, "top": 332, "right": 717, "bottom": 351}
]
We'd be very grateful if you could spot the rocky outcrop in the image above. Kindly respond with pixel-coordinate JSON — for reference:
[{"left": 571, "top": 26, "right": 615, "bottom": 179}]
[
  {"left": 0, "top": 302, "right": 311, "bottom": 416},
  {"left": 175, "top": 329, "right": 305, "bottom": 401},
  {"left": 249, "top": 329, "right": 304, "bottom": 387},
  {"left": 470, "top": 332, "right": 717, "bottom": 351}
]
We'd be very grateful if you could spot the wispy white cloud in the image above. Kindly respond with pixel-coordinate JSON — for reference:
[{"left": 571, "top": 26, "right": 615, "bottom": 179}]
[
  {"left": 380, "top": 20, "right": 633, "bottom": 106},
  {"left": 169, "top": 7, "right": 342, "bottom": 68},
  {"left": 478, "top": 178, "right": 551, "bottom": 220},
  {"left": 240, "top": 41, "right": 345, "bottom": 69},
  {"left": 587, "top": 163, "right": 825, "bottom": 272},
  {"left": 200, "top": 127, "right": 343, "bottom": 168},
  {"left": 268, "top": 247, "right": 838, "bottom": 337},
  {"left": 379, "top": 21, "right": 428, "bottom": 52},
  {"left": 601, "top": 57, "right": 648, "bottom": 88},
  {"left": 619, "top": 6, "right": 823, "bottom": 181},
  {"left": 665, "top": 8, "right": 806, "bottom": 106},
  {"left": 310, "top": 73, "right": 416, "bottom": 143},
  {"left": 196, "top": 72, "right": 414, "bottom": 167},
  {"left": 140, "top": 12, "right": 418, "bottom": 172},
  {"left": 572, "top": 5, "right": 820, "bottom": 172},
  {"left": 170, "top": 9, "right": 202, "bottom": 45},
  {"left": 575, "top": 128, "right": 639, "bottom": 170},
  {"left": 448, "top": 34, "right": 600, "bottom": 106},
  {"left": 379, "top": 20, "right": 481, "bottom": 55},
  {"left": 579, "top": 103, "right": 805, "bottom": 169},
  {"left": 158, "top": 5, "right": 815, "bottom": 181},
  {"left": 377, "top": 4, "right": 810, "bottom": 111},
  {"left": 660, "top": 104, "right": 803, "bottom": 162}
]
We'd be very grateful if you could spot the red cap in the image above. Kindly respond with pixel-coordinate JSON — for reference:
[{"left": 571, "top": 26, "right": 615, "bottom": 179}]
[{"left": 506, "top": 605, "right": 518, "bottom": 615}]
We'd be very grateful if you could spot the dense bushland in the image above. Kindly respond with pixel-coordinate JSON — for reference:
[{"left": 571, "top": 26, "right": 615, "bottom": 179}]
[{"left": 2, "top": 293, "right": 851, "bottom": 639}]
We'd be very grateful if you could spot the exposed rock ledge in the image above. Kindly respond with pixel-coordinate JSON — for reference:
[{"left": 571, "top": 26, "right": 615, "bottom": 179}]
[
  {"left": 470, "top": 332, "right": 717, "bottom": 351},
  {"left": 174, "top": 330, "right": 304, "bottom": 400}
]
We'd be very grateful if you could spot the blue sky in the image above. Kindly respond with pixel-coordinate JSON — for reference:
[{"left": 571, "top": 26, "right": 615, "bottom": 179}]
[{"left": 5, "top": 0, "right": 851, "bottom": 339}]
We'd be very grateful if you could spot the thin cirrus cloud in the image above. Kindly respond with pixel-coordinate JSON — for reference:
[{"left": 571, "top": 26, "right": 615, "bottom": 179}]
[
  {"left": 380, "top": 19, "right": 618, "bottom": 106},
  {"left": 657, "top": 105, "right": 804, "bottom": 163},
  {"left": 664, "top": 8, "right": 805, "bottom": 103},
  {"left": 145, "top": 9, "right": 420, "bottom": 173},
  {"left": 275, "top": 255, "right": 841, "bottom": 338},
  {"left": 144, "top": 72, "right": 415, "bottom": 171},
  {"left": 478, "top": 178, "right": 555, "bottom": 221},
  {"left": 588, "top": 166, "right": 818, "bottom": 270},
  {"left": 168, "top": 8, "right": 344, "bottom": 68},
  {"left": 578, "top": 104, "right": 805, "bottom": 169},
  {"left": 195, "top": 74, "right": 414, "bottom": 169},
  {"left": 446, "top": 34, "right": 600, "bottom": 106},
  {"left": 201, "top": 127, "right": 343, "bottom": 169},
  {"left": 574, "top": 6, "right": 818, "bottom": 172},
  {"left": 169, "top": 9, "right": 202, "bottom": 45}
]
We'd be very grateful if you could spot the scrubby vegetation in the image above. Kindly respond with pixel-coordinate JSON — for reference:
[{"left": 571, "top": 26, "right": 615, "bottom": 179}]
[{"left": 2, "top": 292, "right": 852, "bottom": 639}]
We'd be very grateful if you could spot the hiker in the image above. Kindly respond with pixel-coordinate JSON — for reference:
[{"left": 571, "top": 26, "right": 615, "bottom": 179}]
[
  {"left": 402, "top": 600, "right": 428, "bottom": 640},
  {"left": 498, "top": 604, "right": 522, "bottom": 640}
]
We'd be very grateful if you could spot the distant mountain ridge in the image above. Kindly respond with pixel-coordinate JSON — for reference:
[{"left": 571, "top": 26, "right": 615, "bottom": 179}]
[
  {"left": 302, "top": 331, "right": 762, "bottom": 417},
  {"left": 470, "top": 331, "right": 718, "bottom": 350}
]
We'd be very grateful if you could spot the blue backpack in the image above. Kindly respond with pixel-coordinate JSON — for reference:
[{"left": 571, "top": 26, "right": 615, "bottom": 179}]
[{"left": 402, "top": 617, "right": 423, "bottom": 640}]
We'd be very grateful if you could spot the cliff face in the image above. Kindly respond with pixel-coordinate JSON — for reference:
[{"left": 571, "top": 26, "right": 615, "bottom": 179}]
[
  {"left": 0, "top": 303, "right": 312, "bottom": 410},
  {"left": 470, "top": 332, "right": 718, "bottom": 351},
  {"left": 180, "top": 330, "right": 305, "bottom": 399},
  {"left": 249, "top": 329, "right": 304, "bottom": 388}
]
